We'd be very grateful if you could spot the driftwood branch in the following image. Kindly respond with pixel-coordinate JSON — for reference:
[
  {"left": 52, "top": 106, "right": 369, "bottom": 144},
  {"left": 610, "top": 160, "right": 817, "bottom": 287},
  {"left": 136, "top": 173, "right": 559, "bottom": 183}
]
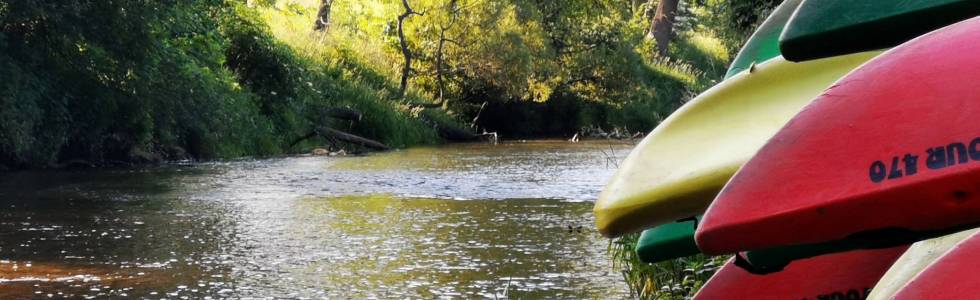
[
  {"left": 290, "top": 127, "right": 390, "bottom": 151},
  {"left": 406, "top": 101, "right": 444, "bottom": 109},
  {"left": 417, "top": 110, "right": 495, "bottom": 143},
  {"left": 470, "top": 101, "right": 488, "bottom": 129},
  {"left": 290, "top": 106, "right": 390, "bottom": 151},
  {"left": 316, "top": 127, "right": 390, "bottom": 150}
]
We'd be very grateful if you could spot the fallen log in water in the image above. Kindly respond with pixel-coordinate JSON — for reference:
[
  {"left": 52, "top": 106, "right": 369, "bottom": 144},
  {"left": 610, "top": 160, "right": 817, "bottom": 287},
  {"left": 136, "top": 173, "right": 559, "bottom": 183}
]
[
  {"left": 418, "top": 110, "right": 498, "bottom": 143},
  {"left": 315, "top": 127, "right": 390, "bottom": 151},
  {"left": 289, "top": 127, "right": 390, "bottom": 151},
  {"left": 432, "top": 121, "right": 479, "bottom": 141},
  {"left": 289, "top": 106, "right": 389, "bottom": 151}
]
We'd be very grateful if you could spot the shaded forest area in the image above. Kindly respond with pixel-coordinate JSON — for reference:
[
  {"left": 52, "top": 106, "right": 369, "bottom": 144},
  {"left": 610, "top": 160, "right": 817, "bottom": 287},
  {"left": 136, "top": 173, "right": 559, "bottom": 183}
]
[{"left": 0, "top": 0, "right": 776, "bottom": 168}]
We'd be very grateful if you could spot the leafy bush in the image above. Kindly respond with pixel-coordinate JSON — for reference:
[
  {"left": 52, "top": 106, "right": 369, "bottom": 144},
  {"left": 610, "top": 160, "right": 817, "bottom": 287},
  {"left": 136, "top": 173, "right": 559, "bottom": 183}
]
[{"left": 0, "top": 0, "right": 442, "bottom": 168}]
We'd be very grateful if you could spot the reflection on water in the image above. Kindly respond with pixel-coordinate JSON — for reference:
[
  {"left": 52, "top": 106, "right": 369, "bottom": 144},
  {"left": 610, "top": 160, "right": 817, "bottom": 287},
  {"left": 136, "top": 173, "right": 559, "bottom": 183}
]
[{"left": 0, "top": 140, "right": 632, "bottom": 298}]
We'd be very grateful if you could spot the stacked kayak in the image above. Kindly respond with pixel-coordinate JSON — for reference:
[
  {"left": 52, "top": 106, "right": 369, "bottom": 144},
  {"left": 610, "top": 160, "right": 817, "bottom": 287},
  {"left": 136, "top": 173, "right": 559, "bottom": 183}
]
[
  {"left": 867, "top": 229, "right": 978, "bottom": 300},
  {"left": 697, "top": 16, "right": 980, "bottom": 256},
  {"left": 634, "top": 216, "right": 699, "bottom": 263},
  {"left": 594, "top": 0, "right": 877, "bottom": 238},
  {"left": 889, "top": 229, "right": 980, "bottom": 299},
  {"left": 595, "top": 0, "right": 980, "bottom": 297},
  {"left": 694, "top": 246, "right": 906, "bottom": 300},
  {"left": 722, "top": 0, "right": 800, "bottom": 78},
  {"left": 631, "top": 0, "right": 799, "bottom": 263},
  {"left": 632, "top": 0, "right": 803, "bottom": 263},
  {"left": 780, "top": 0, "right": 980, "bottom": 61}
]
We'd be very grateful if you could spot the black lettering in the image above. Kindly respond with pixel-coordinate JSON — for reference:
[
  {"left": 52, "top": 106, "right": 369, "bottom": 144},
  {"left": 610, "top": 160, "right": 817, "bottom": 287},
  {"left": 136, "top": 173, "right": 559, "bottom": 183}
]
[
  {"left": 817, "top": 294, "right": 831, "bottom": 300},
  {"left": 846, "top": 289, "right": 860, "bottom": 300},
  {"left": 970, "top": 138, "right": 980, "bottom": 161},
  {"left": 927, "top": 147, "right": 948, "bottom": 169},
  {"left": 888, "top": 157, "right": 903, "bottom": 179},
  {"left": 869, "top": 161, "right": 887, "bottom": 183},
  {"left": 903, "top": 154, "right": 919, "bottom": 176},
  {"left": 948, "top": 142, "right": 969, "bottom": 165},
  {"left": 830, "top": 292, "right": 845, "bottom": 300}
]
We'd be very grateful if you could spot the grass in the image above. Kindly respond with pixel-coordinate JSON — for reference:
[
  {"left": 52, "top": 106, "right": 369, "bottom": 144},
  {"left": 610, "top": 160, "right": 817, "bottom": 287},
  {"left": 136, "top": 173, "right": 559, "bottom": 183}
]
[
  {"left": 610, "top": 234, "right": 729, "bottom": 299},
  {"left": 242, "top": 2, "right": 460, "bottom": 149}
]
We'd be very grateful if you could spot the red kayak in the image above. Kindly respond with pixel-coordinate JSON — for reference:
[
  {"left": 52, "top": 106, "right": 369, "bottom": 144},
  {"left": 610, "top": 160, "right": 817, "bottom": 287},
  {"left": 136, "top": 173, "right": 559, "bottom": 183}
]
[
  {"left": 697, "top": 16, "right": 980, "bottom": 255},
  {"left": 694, "top": 246, "right": 906, "bottom": 300},
  {"left": 892, "top": 230, "right": 980, "bottom": 299}
]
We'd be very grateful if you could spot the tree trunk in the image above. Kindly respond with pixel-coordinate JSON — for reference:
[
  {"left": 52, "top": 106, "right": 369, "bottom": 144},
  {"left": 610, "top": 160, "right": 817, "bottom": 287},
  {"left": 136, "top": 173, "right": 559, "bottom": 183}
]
[
  {"left": 648, "top": 0, "right": 679, "bottom": 57},
  {"left": 397, "top": 0, "right": 421, "bottom": 99},
  {"left": 435, "top": 0, "right": 458, "bottom": 107},
  {"left": 313, "top": 0, "right": 334, "bottom": 31},
  {"left": 436, "top": 30, "right": 446, "bottom": 102}
]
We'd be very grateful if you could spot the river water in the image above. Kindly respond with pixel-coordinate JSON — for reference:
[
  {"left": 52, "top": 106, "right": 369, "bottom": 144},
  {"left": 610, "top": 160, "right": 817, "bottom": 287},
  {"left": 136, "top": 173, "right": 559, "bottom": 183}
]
[{"left": 0, "top": 140, "right": 634, "bottom": 299}]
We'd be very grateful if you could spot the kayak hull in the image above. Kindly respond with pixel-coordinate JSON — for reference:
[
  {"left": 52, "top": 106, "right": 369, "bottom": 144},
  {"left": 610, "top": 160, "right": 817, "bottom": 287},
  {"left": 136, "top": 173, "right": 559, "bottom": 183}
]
[
  {"left": 892, "top": 229, "right": 980, "bottom": 300},
  {"left": 698, "top": 17, "right": 980, "bottom": 254},
  {"left": 725, "top": 0, "right": 802, "bottom": 78},
  {"left": 868, "top": 228, "right": 978, "bottom": 300},
  {"left": 694, "top": 246, "right": 906, "bottom": 300},
  {"left": 635, "top": 217, "right": 699, "bottom": 264},
  {"left": 781, "top": 0, "right": 980, "bottom": 61},
  {"left": 594, "top": 51, "right": 880, "bottom": 237}
]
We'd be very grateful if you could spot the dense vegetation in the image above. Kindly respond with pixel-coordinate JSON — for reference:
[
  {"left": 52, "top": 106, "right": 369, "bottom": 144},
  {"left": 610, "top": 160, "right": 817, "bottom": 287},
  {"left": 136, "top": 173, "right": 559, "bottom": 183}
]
[
  {"left": 0, "top": 0, "right": 441, "bottom": 169},
  {"left": 0, "top": 0, "right": 768, "bottom": 169},
  {"left": 303, "top": 0, "right": 735, "bottom": 137}
]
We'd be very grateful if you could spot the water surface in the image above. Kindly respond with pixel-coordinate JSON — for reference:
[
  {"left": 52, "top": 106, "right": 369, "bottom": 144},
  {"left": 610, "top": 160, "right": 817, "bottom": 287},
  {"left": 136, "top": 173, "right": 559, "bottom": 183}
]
[{"left": 0, "top": 140, "right": 633, "bottom": 298}]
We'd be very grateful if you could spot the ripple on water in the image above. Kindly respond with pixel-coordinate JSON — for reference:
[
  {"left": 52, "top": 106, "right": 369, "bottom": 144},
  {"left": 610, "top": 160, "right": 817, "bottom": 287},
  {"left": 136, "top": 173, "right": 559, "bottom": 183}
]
[{"left": 0, "top": 140, "right": 632, "bottom": 298}]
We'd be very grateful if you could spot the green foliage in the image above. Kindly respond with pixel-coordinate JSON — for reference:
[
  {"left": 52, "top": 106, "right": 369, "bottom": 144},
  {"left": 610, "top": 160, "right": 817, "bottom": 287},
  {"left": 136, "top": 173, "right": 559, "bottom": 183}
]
[
  {"left": 0, "top": 0, "right": 772, "bottom": 166},
  {"left": 284, "top": 0, "right": 739, "bottom": 137},
  {"left": 693, "top": 0, "right": 783, "bottom": 54},
  {"left": 0, "top": 0, "right": 264, "bottom": 166},
  {"left": 0, "top": 0, "right": 441, "bottom": 168},
  {"left": 610, "top": 234, "right": 729, "bottom": 300}
]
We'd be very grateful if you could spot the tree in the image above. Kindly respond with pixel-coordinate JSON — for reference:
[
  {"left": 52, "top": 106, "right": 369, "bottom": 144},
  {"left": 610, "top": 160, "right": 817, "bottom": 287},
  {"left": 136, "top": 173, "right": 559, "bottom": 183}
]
[
  {"left": 397, "top": 0, "right": 423, "bottom": 98},
  {"left": 648, "top": 0, "right": 679, "bottom": 56},
  {"left": 435, "top": 0, "right": 460, "bottom": 105},
  {"left": 313, "top": 0, "right": 334, "bottom": 31}
]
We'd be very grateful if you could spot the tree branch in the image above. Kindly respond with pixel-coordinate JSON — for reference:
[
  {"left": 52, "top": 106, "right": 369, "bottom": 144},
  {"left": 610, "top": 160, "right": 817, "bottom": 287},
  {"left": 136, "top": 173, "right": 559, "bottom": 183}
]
[{"left": 397, "top": 0, "right": 423, "bottom": 98}]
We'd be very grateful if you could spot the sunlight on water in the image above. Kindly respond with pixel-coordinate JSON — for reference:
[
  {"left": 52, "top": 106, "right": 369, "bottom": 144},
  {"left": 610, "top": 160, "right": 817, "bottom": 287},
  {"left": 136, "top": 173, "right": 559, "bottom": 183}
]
[{"left": 0, "top": 140, "right": 633, "bottom": 298}]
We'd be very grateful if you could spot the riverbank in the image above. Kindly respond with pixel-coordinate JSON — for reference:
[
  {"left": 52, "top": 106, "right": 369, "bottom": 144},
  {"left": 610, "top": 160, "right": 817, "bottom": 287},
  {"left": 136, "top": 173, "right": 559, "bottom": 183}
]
[
  {"left": 0, "top": 2, "right": 652, "bottom": 171},
  {"left": 0, "top": 2, "right": 450, "bottom": 170}
]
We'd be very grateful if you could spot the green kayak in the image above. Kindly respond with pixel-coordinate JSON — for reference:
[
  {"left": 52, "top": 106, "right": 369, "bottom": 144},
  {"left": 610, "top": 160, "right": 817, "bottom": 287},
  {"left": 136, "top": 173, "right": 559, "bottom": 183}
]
[
  {"left": 636, "top": 216, "right": 700, "bottom": 263},
  {"left": 780, "top": 0, "right": 980, "bottom": 61},
  {"left": 633, "top": 0, "right": 802, "bottom": 264},
  {"left": 723, "top": 0, "right": 801, "bottom": 78}
]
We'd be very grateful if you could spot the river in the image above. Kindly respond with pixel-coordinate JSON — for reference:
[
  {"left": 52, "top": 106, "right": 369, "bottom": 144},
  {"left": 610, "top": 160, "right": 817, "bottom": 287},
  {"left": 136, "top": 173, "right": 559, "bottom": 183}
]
[{"left": 0, "top": 140, "right": 634, "bottom": 299}]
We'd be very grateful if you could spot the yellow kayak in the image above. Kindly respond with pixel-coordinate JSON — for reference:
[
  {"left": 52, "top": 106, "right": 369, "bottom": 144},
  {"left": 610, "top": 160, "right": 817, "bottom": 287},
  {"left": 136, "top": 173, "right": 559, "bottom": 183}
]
[
  {"left": 867, "top": 228, "right": 980, "bottom": 300},
  {"left": 594, "top": 51, "right": 882, "bottom": 237}
]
